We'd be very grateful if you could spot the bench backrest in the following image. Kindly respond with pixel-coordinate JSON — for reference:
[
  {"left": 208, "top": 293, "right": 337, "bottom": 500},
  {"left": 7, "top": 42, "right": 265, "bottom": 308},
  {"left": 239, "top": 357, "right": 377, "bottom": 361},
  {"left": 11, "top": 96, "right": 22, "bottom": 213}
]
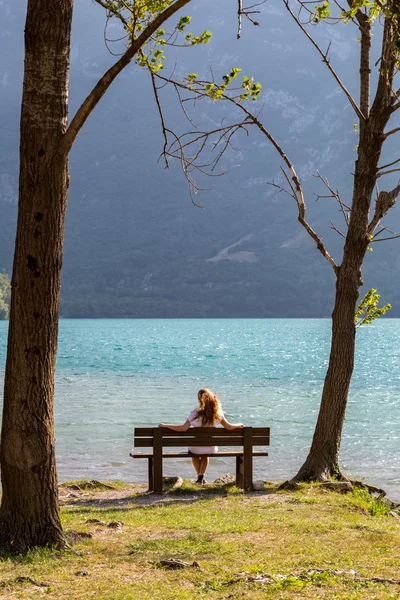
[{"left": 134, "top": 427, "right": 270, "bottom": 448}]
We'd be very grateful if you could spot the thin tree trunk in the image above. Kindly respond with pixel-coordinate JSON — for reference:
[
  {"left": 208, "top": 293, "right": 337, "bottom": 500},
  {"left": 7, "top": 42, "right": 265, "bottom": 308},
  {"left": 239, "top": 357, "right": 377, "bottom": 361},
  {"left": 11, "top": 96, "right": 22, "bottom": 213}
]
[
  {"left": 294, "top": 121, "right": 388, "bottom": 481},
  {"left": 0, "top": 0, "right": 74, "bottom": 552},
  {"left": 295, "top": 269, "right": 359, "bottom": 480}
]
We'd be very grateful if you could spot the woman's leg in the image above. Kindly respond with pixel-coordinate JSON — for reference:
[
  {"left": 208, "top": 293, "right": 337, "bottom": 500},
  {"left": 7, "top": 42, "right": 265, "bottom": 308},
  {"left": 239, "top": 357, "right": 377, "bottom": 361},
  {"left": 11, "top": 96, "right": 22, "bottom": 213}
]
[
  {"left": 191, "top": 456, "right": 201, "bottom": 475},
  {"left": 198, "top": 457, "right": 209, "bottom": 476}
]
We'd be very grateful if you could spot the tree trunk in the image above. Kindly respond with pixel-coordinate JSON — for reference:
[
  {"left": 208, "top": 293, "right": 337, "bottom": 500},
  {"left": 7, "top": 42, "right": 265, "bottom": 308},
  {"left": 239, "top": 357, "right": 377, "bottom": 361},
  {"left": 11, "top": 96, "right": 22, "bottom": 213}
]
[
  {"left": 294, "top": 121, "right": 387, "bottom": 482},
  {"left": 0, "top": 0, "right": 74, "bottom": 552},
  {"left": 294, "top": 268, "right": 359, "bottom": 481}
]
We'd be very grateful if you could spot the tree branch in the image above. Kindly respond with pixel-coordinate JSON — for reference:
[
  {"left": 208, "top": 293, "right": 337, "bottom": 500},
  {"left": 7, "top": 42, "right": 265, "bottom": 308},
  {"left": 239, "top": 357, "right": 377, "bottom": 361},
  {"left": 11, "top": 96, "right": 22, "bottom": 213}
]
[
  {"left": 154, "top": 71, "right": 338, "bottom": 273},
  {"left": 314, "top": 171, "right": 350, "bottom": 226},
  {"left": 237, "top": 0, "right": 263, "bottom": 38},
  {"left": 383, "top": 126, "right": 400, "bottom": 139},
  {"left": 372, "top": 233, "right": 400, "bottom": 242},
  {"left": 237, "top": 0, "right": 243, "bottom": 39},
  {"left": 376, "top": 167, "right": 400, "bottom": 179},
  {"left": 232, "top": 105, "right": 338, "bottom": 273},
  {"left": 93, "top": 0, "right": 130, "bottom": 28},
  {"left": 149, "top": 68, "right": 170, "bottom": 168},
  {"left": 287, "top": 0, "right": 365, "bottom": 122},
  {"left": 377, "top": 156, "right": 400, "bottom": 171},
  {"left": 330, "top": 221, "right": 346, "bottom": 238},
  {"left": 61, "top": 0, "right": 193, "bottom": 154}
]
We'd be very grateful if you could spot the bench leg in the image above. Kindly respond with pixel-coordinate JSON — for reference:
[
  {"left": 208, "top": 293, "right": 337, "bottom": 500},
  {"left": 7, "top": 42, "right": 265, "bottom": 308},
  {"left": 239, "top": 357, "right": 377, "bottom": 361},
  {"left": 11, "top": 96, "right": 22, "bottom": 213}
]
[
  {"left": 236, "top": 455, "right": 244, "bottom": 489},
  {"left": 153, "top": 429, "right": 163, "bottom": 494},
  {"left": 148, "top": 457, "right": 154, "bottom": 492},
  {"left": 243, "top": 456, "right": 253, "bottom": 492},
  {"left": 153, "top": 455, "right": 163, "bottom": 493},
  {"left": 243, "top": 428, "right": 253, "bottom": 492}
]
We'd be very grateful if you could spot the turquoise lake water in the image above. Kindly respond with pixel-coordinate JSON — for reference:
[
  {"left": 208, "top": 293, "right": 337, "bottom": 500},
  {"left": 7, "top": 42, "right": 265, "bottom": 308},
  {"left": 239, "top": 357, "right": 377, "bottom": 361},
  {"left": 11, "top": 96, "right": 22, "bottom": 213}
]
[{"left": 0, "top": 319, "right": 399, "bottom": 499}]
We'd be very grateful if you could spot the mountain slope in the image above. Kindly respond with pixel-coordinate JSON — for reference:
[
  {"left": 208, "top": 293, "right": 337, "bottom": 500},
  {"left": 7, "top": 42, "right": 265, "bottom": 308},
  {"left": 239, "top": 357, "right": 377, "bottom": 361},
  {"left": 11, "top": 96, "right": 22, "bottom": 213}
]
[{"left": 1, "top": 1, "right": 399, "bottom": 317}]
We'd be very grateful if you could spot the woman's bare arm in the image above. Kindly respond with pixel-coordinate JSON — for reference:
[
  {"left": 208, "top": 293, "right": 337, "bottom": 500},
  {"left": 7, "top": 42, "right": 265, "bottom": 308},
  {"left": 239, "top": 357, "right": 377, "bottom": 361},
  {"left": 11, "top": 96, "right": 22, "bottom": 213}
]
[
  {"left": 220, "top": 417, "right": 244, "bottom": 430},
  {"left": 158, "top": 419, "right": 191, "bottom": 432}
]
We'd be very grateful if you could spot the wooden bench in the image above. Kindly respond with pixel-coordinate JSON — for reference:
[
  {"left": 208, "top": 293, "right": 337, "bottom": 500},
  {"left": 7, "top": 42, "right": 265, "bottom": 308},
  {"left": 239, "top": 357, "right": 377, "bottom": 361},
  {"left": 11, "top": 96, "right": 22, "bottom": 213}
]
[{"left": 130, "top": 426, "right": 270, "bottom": 493}]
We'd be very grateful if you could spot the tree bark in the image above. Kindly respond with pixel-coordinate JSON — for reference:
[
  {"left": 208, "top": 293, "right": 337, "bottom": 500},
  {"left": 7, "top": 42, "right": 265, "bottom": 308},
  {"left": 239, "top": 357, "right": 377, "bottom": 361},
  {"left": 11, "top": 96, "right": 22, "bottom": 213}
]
[{"left": 0, "top": 0, "right": 74, "bottom": 552}]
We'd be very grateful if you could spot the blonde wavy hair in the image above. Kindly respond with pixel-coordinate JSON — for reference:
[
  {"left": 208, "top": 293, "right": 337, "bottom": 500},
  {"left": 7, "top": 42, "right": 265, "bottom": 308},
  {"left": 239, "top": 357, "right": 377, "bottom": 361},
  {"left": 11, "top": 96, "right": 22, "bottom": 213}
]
[{"left": 196, "top": 388, "right": 222, "bottom": 426}]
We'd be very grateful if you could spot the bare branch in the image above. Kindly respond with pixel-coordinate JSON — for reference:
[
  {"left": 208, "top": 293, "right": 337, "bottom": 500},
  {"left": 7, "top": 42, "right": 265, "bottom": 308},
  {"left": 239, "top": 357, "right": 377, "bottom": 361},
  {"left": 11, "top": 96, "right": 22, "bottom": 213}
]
[
  {"left": 149, "top": 69, "right": 170, "bottom": 169},
  {"left": 269, "top": 177, "right": 295, "bottom": 199},
  {"left": 237, "top": 0, "right": 264, "bottom": 38},
  {"left": 376, "top": 167, "right": 400, "bottom": 178},
  {"left": 330, "top": 221, "right": 346, "bottom": 238},
  {"left": 93, "top": 0, "right": 130, "bottom": 28},
  {"left": 285, "top": 0, "right": 365, "bottom": 122},
  {"left": 279, "top": 166, "right": 301, "bottom": 202},
  {"left": 62, "top": 0, "right": 193, "bottom": 154},
  {"left": 237, "top": 0, "right": 243, "bottom": 39},
  {"left": 172, "top": 80, "right": 198, "bottom": 128},
  {"left": 162, "top": 128, "right": 206, "bottom": 207},
  {"left": 372, "top": 233, "right": 400, "bottom": 242},
  {"left": 383, "top": 126, "right": 400, "bottom": 139},
  {"left": 313, "top": 171, "right": 350, "bottom": 225},
  {"left": 373, "top": 224, "right": 397, "bottom": 237},
  {"left": 377, "top": 156, "right": 400, "bottom": 171},
  {"left": 238, "top": 114, "right": 338, "bottom": 273},
  {"left": 103, "top": 12, "right": 129, "bottom": 57}
]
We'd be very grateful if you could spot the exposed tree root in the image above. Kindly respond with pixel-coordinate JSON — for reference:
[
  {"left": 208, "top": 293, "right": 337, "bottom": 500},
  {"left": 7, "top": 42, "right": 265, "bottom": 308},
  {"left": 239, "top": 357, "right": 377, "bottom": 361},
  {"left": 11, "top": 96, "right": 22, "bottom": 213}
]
[
  {"left": 282, "top": 458, "right": 395, "bottom": 500},
  {"left": 13, "top": 576, "right": 51, "bottom": 587},
  {"left": 278, "top": 462, "right": 350, "bottom": 492},
  {"left": 350, "top": 479, "right": 387, "bottom": 497},
  {"left": 279, "top": 472, "right": 400, "bottom": 514},
  {"left": 355, "top": 576, "right": 400, "bottom": 585},
  {"left": 319, "top": 481, "right": 353, "bottom": 493},
  {"left": 278, "top": 479, "right": 353, "bottom": 493},
  {"left": 277, "top": 480, "right": 301, "bottom": 491},
  {"left": 0, "top": 523, "right": 69, "bottom": 556},
  {"left": 291, "top": 462, "right": 349, "bottom": 484},
  {"left": 238, "top": 568, "right": 400, "bottom": 587},
  {"left": 157, "top": 558, "right": 201, "bottom": 570}
]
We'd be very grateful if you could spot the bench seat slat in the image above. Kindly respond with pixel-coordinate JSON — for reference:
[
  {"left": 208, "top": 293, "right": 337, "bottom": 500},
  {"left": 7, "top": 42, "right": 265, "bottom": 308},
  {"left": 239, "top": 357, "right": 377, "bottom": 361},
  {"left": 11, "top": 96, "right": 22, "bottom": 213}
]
[
  {"left": 134, "top": 427, "right": 269, "bottom": 437},
  {"left": 130, "top": 450, "right": 269, "bottom": 458},
  {"left": 134, "top": 436, "right": 270, "bottom": 448}
]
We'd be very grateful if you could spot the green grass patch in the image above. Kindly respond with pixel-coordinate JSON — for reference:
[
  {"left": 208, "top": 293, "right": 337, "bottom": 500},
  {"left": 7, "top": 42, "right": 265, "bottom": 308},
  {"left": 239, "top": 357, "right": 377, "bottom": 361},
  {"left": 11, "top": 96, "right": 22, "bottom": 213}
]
[
  {"left": 350, "top": 487, "right": 392, "bottom": 516},
  {"left": 0, "top": 481, "right": 398, "bottom": 599}
]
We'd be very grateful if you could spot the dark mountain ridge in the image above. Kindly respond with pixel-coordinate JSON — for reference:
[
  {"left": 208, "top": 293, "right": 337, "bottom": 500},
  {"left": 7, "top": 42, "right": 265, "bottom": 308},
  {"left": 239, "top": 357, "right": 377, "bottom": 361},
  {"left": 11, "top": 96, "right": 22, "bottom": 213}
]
[{"left": 1, "top": 1, "right": 400, "bottom": 317}]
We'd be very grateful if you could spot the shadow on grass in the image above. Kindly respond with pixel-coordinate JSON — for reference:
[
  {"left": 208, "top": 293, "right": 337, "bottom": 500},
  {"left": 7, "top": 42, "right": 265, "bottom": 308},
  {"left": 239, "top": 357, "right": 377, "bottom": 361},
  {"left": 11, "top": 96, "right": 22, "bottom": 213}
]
[{"left": 62, "top": 480, "right": 282, "bottom": 514}]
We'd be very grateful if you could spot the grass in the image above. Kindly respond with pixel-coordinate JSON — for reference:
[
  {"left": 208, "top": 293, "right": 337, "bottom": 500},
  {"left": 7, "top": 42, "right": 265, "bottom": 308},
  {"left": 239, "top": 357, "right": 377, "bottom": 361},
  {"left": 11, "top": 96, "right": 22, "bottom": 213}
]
[{"left": 0, "top": 480, "right": 399, "bottom": 599}]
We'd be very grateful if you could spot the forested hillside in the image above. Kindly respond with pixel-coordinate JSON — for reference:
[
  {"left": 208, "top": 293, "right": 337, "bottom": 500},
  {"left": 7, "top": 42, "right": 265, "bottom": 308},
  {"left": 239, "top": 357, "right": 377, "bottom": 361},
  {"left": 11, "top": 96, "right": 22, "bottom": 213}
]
[
  {"left": 0, "top": 274, "right": 10, "bottom": 319},
  {"left": 1, "top": 0, "right": 400, "bottom": 317}
]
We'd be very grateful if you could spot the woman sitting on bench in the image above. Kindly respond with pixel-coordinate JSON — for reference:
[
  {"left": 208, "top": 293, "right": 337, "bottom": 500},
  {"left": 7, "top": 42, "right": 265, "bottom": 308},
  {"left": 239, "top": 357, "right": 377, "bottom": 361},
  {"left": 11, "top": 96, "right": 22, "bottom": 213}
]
[{"left": 159, "top": 388, "right": 244, "bottom": 485}]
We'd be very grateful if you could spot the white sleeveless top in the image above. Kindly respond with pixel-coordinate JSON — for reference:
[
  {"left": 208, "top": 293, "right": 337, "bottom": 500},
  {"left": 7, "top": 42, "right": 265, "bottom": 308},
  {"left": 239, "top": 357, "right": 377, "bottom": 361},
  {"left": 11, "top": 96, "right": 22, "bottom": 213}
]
[{"left": 187, "top": 408, "right": 224, "bottom": 454}]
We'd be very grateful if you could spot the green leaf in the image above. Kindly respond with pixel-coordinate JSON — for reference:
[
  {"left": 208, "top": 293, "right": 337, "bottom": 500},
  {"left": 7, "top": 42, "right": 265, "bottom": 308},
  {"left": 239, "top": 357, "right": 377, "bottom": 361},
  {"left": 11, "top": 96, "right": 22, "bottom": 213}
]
[{"left": 355, "top": 288, "right": 392, "bottom": 327}]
